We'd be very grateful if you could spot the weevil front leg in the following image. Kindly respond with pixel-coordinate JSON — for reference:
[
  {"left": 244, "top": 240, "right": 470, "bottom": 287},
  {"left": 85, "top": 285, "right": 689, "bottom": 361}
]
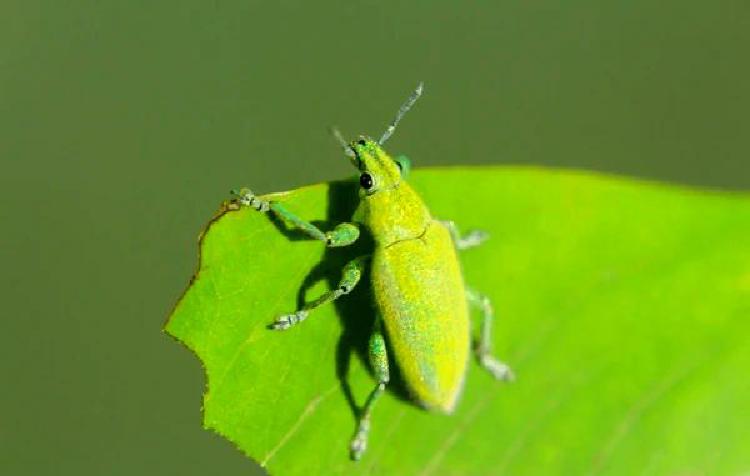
[
  {"left": 440, "top": 220, "right": 489, "bottom": 250},
  {"left": 466, "top": 288, "right": 515, "bottom": 382},
  {"left": 271, "top": 255, "right": 368, "bottom": 330},
  {"left": 350, "top": 319, "right": 390, "bottom": 461},
  {"left": 233, "top": 188, "right": 360, "bottom": 247}
]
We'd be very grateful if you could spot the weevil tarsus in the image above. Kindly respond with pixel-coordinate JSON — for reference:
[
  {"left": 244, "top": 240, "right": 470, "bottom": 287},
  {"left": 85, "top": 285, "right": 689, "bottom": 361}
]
[
  {"left": 234, "top": 188, "right": 360, "bottom": 247},
  {"left": 233, "top": 187, "right": 270, "bottom": 212},
  {"left": 350, "top": 319, "right": 390, "bottom": 461},
  {"left": 270, "top": 255, "right": 368, "bottom": 330},
  {"left": 466, "top": 288, "right": 515, "bottom": 382},
  {"left": 440, "top": 220, "right": 490, "bottom": 250}
]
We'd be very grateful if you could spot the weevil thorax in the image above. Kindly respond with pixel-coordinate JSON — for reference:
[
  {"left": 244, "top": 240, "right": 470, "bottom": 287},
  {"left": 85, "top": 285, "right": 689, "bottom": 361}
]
[{"left": 350, "top": 137, "right": 431, "bottom": 246}]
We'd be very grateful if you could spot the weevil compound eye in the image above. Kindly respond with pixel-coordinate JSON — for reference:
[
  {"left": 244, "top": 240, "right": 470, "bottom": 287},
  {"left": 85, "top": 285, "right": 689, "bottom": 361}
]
[{"left": 359, "top": 173, "right": 374, "bottom": 190}]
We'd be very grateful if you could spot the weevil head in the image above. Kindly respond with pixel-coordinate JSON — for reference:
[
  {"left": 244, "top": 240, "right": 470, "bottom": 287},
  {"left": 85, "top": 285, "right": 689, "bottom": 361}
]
[
  {"left": 348, "top": 137, "right": 403, "bottom": 197},
  {"left": 346, "top": 135, "right": 431, "bottom": 244},
  {"left": 337, "top": 82, "right": 422, "bottom": 195}
]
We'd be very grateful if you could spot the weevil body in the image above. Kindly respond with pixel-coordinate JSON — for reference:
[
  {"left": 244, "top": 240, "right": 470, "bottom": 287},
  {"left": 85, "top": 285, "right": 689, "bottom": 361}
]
[
  {"left": 353, "top": 139, "right": 470, "bottom": 412},
  {"left": 236, "top": 83, "right": 513, "bottom": 461}
]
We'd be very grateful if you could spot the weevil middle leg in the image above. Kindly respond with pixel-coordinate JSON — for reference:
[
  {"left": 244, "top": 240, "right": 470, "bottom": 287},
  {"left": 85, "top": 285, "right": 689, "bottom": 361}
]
[
  {"left": 350, "top": 318, "right": 390, "bottom": 461},
  {"left": 271, "top": 255, "right": 369, "bottom": 330},
  {"left": 466, "top": 288, "right": 515, "bottom": 382}
]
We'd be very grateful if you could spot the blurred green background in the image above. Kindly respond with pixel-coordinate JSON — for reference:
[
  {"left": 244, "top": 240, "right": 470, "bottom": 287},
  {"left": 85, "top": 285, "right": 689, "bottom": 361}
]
[{"left": 1, "top": 1, "right": 748, "bottom": 474}]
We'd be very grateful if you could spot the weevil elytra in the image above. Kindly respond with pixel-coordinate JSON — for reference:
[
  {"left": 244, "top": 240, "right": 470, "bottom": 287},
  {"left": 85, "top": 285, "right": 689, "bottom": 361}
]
[{"left": 235, "top": 83, "right": 514, "bottom": 461}]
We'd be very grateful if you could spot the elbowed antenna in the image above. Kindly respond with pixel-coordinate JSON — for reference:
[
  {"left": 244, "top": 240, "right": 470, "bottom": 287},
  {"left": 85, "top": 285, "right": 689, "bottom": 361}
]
[
  {"left": 378, "top": 82, "right": 424, "bottom": 145},
  {"left": 330, "top": 126, "right": 355, "bottom": 158}
]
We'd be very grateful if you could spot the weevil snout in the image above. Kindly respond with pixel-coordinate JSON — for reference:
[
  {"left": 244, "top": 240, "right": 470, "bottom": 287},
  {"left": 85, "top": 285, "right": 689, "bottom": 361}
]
[{"left": 351, "top": 137, "right": 376, "bottom": 164}]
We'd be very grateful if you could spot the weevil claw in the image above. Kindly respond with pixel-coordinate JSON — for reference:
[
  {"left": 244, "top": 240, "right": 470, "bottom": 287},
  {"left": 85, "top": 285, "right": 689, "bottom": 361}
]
[
  {"left": 461, "top": 230, "right": 489, "bottom": 248},
  {"left": 349, "top": 418, "right": 370, "bottom": 460},
  {"left": 269, "top": 310, "right": 308, "bottom": 330},
  {"left": 350, "top": 433, "right": 367, "bottom": 461},
  {"left": 480, "top": 354, "right": 516, "bottom": 382}
]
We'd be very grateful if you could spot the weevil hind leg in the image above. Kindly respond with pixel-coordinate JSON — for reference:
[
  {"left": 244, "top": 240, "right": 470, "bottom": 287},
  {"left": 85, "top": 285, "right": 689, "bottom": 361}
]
[
  {"left": 466, "top": 288, "right": 515, "bottom": 382},
  {"left": 270, "top": 255, "right": 368, "bottom": 330},
  {"left": 350, "top": 319, "right": 390, "bottom": 461},
  {"left": 440, "top": 220, "right": 489, "bottom": 251}
]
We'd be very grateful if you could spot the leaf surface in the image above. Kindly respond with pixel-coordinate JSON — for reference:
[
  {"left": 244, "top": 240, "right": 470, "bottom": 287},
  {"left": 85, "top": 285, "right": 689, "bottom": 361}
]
[{"left": 166, "top": 168, "right": 750, "bottom": 475}]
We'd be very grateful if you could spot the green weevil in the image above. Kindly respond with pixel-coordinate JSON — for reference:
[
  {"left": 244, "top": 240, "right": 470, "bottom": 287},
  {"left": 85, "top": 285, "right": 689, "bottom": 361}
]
[{"left": 234, "top": 83, "right": 514, "bottom": 461}]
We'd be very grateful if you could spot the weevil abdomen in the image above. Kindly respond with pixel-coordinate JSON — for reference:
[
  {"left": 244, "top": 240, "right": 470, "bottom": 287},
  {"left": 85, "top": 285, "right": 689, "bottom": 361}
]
[{"left": 371, "top": 219, "right": 470, "bottom": 413}]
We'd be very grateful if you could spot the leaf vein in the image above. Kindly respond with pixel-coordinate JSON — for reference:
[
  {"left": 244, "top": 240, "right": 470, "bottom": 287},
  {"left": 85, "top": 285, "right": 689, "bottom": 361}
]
[
  {"left": 261, "top": 384, "right": 338, "bottom": 467},
  {"left": 419, "top": 393, "right": 495, "bottom": 476},
  {"left": 588, "top": 361, "right": 698, "bottom": 475}
]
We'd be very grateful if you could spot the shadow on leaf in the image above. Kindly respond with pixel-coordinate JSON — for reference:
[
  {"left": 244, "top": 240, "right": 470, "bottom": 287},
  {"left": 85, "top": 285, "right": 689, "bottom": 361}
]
[{"left": 291, "top": 179, "right": 414, "bottom": 430}]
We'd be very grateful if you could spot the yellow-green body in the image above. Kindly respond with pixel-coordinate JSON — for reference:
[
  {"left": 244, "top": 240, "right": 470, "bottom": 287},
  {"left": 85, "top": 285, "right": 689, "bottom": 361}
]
[{"left": 354, "top": 141, "right": 469, "bottom": 413}]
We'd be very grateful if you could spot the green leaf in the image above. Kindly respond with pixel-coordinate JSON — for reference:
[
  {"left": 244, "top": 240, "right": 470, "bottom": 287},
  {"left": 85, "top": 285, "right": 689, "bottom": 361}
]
[{"left": 165, "top": 168, "right": 750, "bottom": 475}]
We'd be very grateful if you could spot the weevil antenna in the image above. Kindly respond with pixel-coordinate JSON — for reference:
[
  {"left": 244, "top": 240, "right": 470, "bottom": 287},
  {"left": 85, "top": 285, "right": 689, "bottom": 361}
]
[
  {"left": 378, "top": 82, "right": 424, "bottom": 145},
  {"left": 330, "top": 126, "right": 355, "bottom": 157}
]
